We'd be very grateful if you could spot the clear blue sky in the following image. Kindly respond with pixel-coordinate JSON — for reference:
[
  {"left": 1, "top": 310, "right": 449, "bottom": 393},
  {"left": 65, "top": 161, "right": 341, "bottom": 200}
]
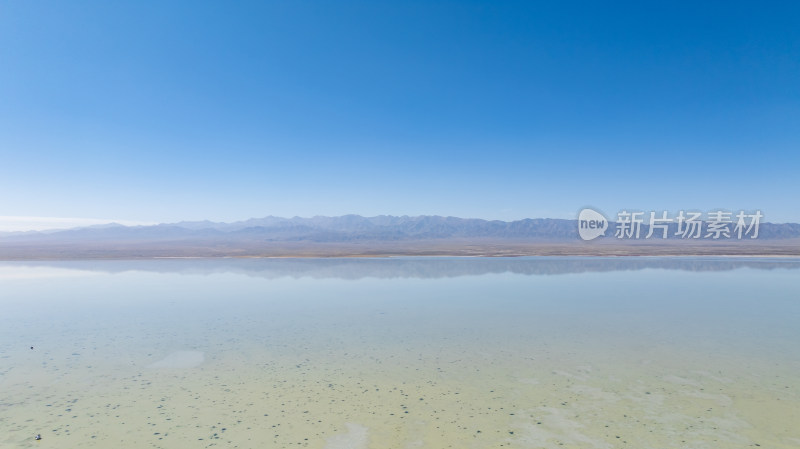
[{"left": 1, "top": 1, "right": 798, "bottom": 226}]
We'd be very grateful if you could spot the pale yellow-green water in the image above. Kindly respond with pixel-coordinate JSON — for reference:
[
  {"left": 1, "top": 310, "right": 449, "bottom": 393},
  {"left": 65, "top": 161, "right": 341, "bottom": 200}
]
[{"left": 1, "top": 258, "right": 799, "bottom": 448}]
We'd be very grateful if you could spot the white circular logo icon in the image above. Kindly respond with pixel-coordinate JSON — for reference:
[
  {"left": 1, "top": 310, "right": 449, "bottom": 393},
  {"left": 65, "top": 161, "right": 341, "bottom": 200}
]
[{"left": 578, "top": 208, "right": 608, "bottom": 241}]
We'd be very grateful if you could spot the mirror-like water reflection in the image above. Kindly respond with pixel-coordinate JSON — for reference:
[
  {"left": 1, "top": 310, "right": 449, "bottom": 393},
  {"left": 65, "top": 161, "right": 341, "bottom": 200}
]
[{"left": 1, "top": 257, "right": 798, "bottom": 448}]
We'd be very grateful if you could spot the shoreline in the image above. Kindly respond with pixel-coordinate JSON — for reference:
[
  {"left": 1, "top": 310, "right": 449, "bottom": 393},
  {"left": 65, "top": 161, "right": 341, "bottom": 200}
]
[
  {"left": 2, "top": 252, "right": 800, "bottom": 261},
  {"left": 3, "top": 238, "right": 800, "bottom": 261}
]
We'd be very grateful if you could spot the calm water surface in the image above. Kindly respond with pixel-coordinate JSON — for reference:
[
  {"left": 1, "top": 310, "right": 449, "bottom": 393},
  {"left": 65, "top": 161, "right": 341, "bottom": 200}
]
[{"left": 1, "top": 257, "right": 799, "bottom": 448}]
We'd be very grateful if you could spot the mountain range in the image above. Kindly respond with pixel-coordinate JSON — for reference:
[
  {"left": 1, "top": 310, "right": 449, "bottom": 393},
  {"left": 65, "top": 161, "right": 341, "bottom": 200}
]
[{"left": 1, "top": 215, "right": 799, "bottom": 259}]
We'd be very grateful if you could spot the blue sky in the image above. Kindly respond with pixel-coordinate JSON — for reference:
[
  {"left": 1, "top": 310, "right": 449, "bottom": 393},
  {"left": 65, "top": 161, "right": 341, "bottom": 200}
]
[{"left": 1, "top": 1, "right": 798, "bottom": 228}]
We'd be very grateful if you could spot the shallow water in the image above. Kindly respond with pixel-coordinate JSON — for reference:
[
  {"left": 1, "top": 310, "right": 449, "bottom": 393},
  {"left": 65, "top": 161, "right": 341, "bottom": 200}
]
[{"left": 1, "top": 257, "right": 799, "bottom": 448}]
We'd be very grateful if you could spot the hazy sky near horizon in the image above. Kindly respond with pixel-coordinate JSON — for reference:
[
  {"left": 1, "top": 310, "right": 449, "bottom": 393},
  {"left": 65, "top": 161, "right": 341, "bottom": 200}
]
[{"left": 1, "top": 1, "right": 798, "bottom": 228}]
